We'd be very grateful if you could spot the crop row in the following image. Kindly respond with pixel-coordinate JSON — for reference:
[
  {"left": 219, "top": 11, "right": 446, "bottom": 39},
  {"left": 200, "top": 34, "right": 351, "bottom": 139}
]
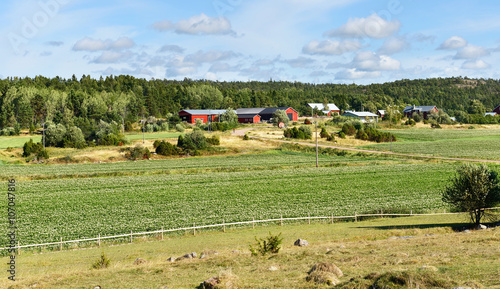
[{"left": 0, "top": 163, "right": 455, "bottom": 246}]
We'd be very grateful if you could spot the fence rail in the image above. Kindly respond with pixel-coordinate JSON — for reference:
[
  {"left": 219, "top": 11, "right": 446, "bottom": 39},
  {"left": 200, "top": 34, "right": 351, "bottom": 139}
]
[{"left": 2, "top": 207, "right": 499, "bottom": 252}]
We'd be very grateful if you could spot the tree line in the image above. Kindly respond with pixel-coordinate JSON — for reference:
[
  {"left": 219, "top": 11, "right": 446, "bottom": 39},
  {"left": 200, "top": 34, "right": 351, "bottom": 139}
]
[{"left": 1, "top": 75, "right": 500, "bottom": 135}]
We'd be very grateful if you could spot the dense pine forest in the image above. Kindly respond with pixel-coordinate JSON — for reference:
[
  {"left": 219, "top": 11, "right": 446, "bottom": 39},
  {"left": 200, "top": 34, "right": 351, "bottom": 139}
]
[{"left": 1, "top": 75, "right": 500, "bottom": 133}]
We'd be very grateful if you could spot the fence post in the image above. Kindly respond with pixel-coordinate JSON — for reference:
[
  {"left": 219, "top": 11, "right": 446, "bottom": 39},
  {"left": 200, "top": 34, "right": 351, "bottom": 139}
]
[
  {"left": 355, "top": 212, "right": 357, "bottom": 223},
  {"left": 130, "top": 231, "right": 133, "bottom": 243},
  {"left": 17, "top": 241, "right": 20, "bottom": 255},
  {"left": 252, "top": 217, "right": 255, "bottom": 229},
  {"left": 280, "top": 214, "right": 283, "bottom": 226},
  {"left": 193, "top": 223, "right": 196, "bottom": 236},
  {"left": 308, "top": 213, "right": 310, "bottom": 225},
  {"left": 223, "top": 219, "right": 226, "bottom": 233},
  {"left": 98, "top": 233, "right": 101, "bottom": 247},
  {"left": 161, "top": 227, "right": 164, "bottom": 240},
  {"left": 60, "top": 237, "right": 63, "bottom": 251},
  {"left": 381, "top": 209, "right": 383, "bottom": 219},
  {"left": 410, "top": 210, "right": 412, "bottom": 216},
  {"left": 331, "top": 213, "right": 333, "bottom": 224}
]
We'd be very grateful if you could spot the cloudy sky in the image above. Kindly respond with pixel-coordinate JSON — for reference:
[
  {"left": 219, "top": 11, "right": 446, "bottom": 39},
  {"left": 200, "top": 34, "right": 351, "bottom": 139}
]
[{"left": 1, "top": 0, "right": 499, "bottom": 84}]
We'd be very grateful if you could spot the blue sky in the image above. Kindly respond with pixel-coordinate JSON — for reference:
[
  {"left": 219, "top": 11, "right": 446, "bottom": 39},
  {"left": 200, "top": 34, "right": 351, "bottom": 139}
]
[{"left": 1, "top": 0, "right": 499, "bottom": 84}]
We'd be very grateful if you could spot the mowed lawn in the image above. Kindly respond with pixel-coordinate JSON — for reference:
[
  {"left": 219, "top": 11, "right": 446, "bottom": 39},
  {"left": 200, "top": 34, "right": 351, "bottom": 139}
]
[
  {"left": 360, "top": 127, "right": 500, "bottom": 160},
  {"left": 0, "top": 135, "right": 41, "bottom": 149}
]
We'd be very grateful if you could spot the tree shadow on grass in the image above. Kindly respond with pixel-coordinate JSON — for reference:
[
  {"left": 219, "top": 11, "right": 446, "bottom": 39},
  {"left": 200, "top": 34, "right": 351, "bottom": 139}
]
[{"left": 355, "top": 222, "right": 467, "bottom": 231}]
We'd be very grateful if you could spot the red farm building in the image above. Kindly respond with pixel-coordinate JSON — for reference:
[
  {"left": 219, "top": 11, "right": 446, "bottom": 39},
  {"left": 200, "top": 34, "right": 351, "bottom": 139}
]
[{"left": 178, "top": 109, "right": 227, "bottom": 124}]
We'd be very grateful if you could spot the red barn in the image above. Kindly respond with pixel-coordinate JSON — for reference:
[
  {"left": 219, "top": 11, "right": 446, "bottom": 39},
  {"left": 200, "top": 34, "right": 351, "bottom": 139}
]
[
  {"left": 237, "top": 114, "right": 261, "bottom": 123},
  {"left": 493, "top": 105, "right": 500, "bottom": 115},
  {"left": 236, "top": 107, "right": 298, "bottom": 122},
  {"left": 178, "top": 109, "right": 227, "bottom": 124}
]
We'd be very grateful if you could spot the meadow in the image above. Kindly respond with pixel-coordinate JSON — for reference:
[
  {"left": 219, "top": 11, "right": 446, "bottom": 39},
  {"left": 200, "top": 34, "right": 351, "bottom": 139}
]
[
  {"left": 0, "top": 157, "right": 458, "bottom": 246},
  {"left": 360, "top": 127, "right": 500, "bottom": 160}
]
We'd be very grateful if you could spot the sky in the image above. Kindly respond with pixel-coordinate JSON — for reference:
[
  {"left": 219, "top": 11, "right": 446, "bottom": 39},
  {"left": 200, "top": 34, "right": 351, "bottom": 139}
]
[{"left": 1, "top": 0, "right": 499, "bottom": 84}]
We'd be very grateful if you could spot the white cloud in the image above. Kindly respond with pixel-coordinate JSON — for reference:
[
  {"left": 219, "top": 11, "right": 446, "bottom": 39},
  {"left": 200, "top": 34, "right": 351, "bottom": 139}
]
[
  {"left": 153, "top": 13, "right": 235, "bottom": 36},
  {"left": 378, "top": 37, "right": 409, "bottom": 55},
  {"left": 462, "top": 59, "right": 490, "bottom": 69},
  {"left": 166, "top": 66, "right": 197, "bottom": 77},
  {"left": 335, "top": 68, "right": 381, "bottom": 80},
  {"left": 285, "top": 57, "right": 315, "bottom": 68},
  {"left": 152, "top": 20, "right": 174, "bottom": 32},
  {"left": 302, "top": 39, "right": 362, "bottom": 55},
  {"left": 324, "top": 13, "right": 400, "bottom": 39},
  {"left": 352, "top": 51, "right": 400, "bottom": 71},
  {"left": 46, "top": 41, "right": 64, "bottom": 47},
  {"left": 158, "top": 44, "right": 185, "bottom": 53},
  {"left": 185, "top": 50, "right": 238, "bottom": 64},
  {"left": 455, "top": 45, "right": 489, "bottom": 59},
  {"left": 209, "top": 62, "right": 239, "bottom": 72},
  {"left": 73, "top": 37, "right": 135, "bottom": 51},
  {"left": 91, "top": 51, "right": 133, "bottom": 64},
  {"left": 438, "top": 36, "right": 467, "bottom": 50}
]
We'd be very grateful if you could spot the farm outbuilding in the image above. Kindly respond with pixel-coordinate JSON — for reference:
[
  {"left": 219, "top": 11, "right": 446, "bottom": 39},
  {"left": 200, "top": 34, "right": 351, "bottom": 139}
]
[
  {"left": 308, "top": 103, "right": 340, "bottom": 116},
  {"left": 493, "top": 105, "right": 500, "bottom": 115},
  {"left": 237, "top": 114, "right": 261, "bottom": 123},
  {"left": 342, "top": 111, "right": 379, "bottom": 123},
  {"left": 403, "top": 105, "right": 438, "bottom": 119},
  {"left": 236, "top": 107, "right": 298, "bottom": 122},
  {"left": 178, "top": 109, "right": 227, "bottom": 124}
]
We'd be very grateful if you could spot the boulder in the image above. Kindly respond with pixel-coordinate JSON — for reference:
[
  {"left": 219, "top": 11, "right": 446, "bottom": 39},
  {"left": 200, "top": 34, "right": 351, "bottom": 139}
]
[
  {"left": 476, "top": 224, "right": 487, "bottom": 230},
  {"left": 201, "top": 277, "right": 220, "bottom": 289},
  {"left": 294, "top": 239, "right": 309, "bottom": 247},
  {"left": 268, "top": 266, "right": 278, "bottom": 271},
  {"left": 166, "top": 257, "right": 176, "bottom": 262}
]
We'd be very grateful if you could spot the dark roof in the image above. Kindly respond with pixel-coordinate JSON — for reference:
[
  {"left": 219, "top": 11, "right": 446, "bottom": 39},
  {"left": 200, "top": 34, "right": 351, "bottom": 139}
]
[
  {"left": 179, "top": 109, "right": 227, "bottom": 115},
  {"left": 403, "top": 106, "right": 437, "bottom": 113},
  {"left": 237, "top": 114, "right": 260, "bottom": 118},
  {"left": 236, "top": 107, "right": 296, "bottom": 115}
]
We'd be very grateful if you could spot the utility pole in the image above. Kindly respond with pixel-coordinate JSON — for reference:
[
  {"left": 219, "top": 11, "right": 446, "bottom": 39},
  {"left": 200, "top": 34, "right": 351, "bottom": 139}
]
[
  {"left": 315, "top": 121, "right": 319, "bottom": 168},
  {"left": 142, "top": 114, "right": 145, "bottom": 144},
  {"left": 42, "top": 118, "right": 45, "bottom": 150}
]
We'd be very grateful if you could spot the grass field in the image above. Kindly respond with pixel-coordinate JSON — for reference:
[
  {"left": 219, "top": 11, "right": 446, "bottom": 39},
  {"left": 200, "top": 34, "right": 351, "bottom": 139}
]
[
  {"left": 1, "top": 214, "right": 499, "bottom": 288},
  {"left": 0, "top": 158, "right": 459, "bottom": 246},
  {"left": 125, "top": 131, "right": 183, "bottom": 141},
  {"left": 361, "top": 127, "right": 500, "bottom": 160},
  {"left": 0, "top": 135, "right": 41, "bottom": 149}
]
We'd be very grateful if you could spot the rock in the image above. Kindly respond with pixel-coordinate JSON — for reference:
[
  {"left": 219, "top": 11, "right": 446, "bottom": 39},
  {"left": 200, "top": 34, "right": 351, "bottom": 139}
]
[
  {"left": 200, "top": 250, "right": 219, "bottom": 259},
  {"left": 181, "top": 253, "right": 193, "bottom": 259},
  {"left": 339, "top": 244, "right": 345, "bottom": 249},
  {"left": 190, "top": 252, "right": 197, "bottom": 258},
  {"left": 308, "top": 262, "right": 343, "bottom": 278},
  {"left": 166, "top": 257, "right": 176, "bottom": 262},
  {"left": 268, "top": 266, "right": 278, "bottom": 271},
  {"left": 476, "top": 224, "right": 487, "bottom": 230},
  {"left": 463, "top": 229, "right": 471, "bottom": 233},
  {"left": 294, "top": 239, "right": 309, "bottom": 247},
  {"left": 201, "top": 277, "right": 220, "bottom": 289},
  {"left": 133, "top": 258, "right": 147, "bottom": 265},
  {"left": 93, "top": 286, "right": 101, "bottom": 289},
  {"left": 231, "top": 250, "right": 241, "bottom": 254}
]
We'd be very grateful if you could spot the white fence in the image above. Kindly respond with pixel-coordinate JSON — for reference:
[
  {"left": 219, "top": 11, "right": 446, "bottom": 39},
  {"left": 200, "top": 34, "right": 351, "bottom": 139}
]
[{"left": 2, "top": 208, "right": 499, "bottom": 253}]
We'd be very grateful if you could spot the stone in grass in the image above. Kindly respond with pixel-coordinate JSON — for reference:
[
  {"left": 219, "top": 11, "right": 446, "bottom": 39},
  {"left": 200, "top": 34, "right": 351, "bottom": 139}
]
[
  {"left": 166, "top": 257, "right": 177, "bottom": 262},
  {"left": 200, "top": 250, "right": 219, "bottom": 259},
  {"left": 133, "top": 258, "right": 147, "bottom": 265},
  {"left": 306, "top": 262, "right": 343, "bottom": 285},
  {"left": 476, "top": 224, "right": 487, "bottom": 230},
  {"left": 419, "top": 265, "right": 438, "bottom": 272},
  {"left": 294, "top": 239, "right": 309, "bottom": 247},
  {"left": 201, "top": 270, "right": 239, "bottom": 289}
]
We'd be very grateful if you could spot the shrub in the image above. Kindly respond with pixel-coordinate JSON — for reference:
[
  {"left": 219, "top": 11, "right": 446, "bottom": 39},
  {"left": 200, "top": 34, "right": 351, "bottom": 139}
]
[
  {"left": 412, "top": 113, "right": 423, "bottom": 122},
  {"left": 206, "top": 135, "right": 220, "bottom": 146},
  {"left": 326, "top": 133, "right": 335, "bottom": 142},
  {"left": 304, "top": 118, "right": 312, "bottom": 125},
  {"left": 320, "top": 127, "right": 329, "bottom": 138},
  {"left": 155, "top": 141, "right": 178, "bottom": 156},
  {"left": 175, "top": 123, "right": 185, "bottom": 132},
  {"left": 160, "top": 122, "right": 169, "bottom": 131},
  {"left": 405, "top": 119, "right": 416, "bottom": 126},
  {"left": 178, "top": 130, "right": 208, "bottom": 151},
  {"left": 22, "top": 139, "right": 44, "bottom": 157},
  {"left": 338, "top": 132, "right": 346, "bottom": 139},
  {"left": 431, "top": 123, "right": 442, "bottom": 129},
  {"left": 125, "top": 145, "right": 151, "bottom": 160},
  {"left": 125, "top": 121, "right": 134, "bottom": 132},
  {"left": 146, "top": 124, "right": 154, "bottom": 133},
  {"left": 283, "top": 126, "right": 312, "bottom": 139},
  {"left": 91, "top": 252, "right": 111, "bottom": 269},
  {"left": 249, "top": 232, "right": 283, "bottom": 256},
  {"left": 243, "top": 134, "right": 250, "bottom": 140},
  {"left": 341, "top": 123, "right": 356, "bottom": 136},
  {"left": 272, "top": 110, "right": 289, "bottom": 127},
  {"left": 153, "top": 140, "right": 161, "bottom": 149}
]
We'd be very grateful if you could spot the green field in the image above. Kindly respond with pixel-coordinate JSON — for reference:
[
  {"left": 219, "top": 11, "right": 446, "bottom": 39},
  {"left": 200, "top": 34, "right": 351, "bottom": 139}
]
[
  {"left": 0, "top": 135, "right": 41, "bottom": 149},
  {"left": 1, "top": 157, "right": 458, "bottom": 246},
  {"left": 361, "top": 128, "right": 500, "bottom": 160}
]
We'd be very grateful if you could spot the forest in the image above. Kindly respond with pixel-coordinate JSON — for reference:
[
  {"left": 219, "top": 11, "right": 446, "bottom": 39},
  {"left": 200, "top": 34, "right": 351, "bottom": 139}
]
[{"left": 1, "top": 75, "right": 500, "bottom": 137}]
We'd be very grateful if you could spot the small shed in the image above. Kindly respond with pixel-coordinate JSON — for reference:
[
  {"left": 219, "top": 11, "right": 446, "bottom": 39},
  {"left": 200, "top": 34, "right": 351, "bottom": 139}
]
[
  {"left": 342, "top": 111, "right": 379, "bottom": 123},
  {"left": 237, "top": 114, "right": 261, "bottom": 123},
  {"left": 377, "top": 110, "right": 385, "bottom": 118},
  {"left": 308, "top": 103, "right": 340, "bottom": 116}
]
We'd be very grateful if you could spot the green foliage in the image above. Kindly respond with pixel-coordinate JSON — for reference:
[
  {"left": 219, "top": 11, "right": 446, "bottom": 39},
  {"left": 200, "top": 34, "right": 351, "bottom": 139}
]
[
  {"left": 45, "top": 123, "right": 67, "bottom": 147},
  {"left": 155, "top": 140, "right": 179, "bottom": 156},
  {"left": 304, "top": 118, "right": 312, "bottom": 125},
  {"left": 405, "top": 118, "right": 416, "bottom": 126},
  {"left": 412, "top": 113, "right": 423, "bottom": 123},
  {"left": 0, "top": 127, "right": 17, "bottom": 136},
  {"left": 272, "top": 110, "right": 289, "bottom": 126},
  {"left": 341, "top": 123, "right": 356, "bottom": 136},
  {"left": 320, "top": 127, "right": 329, "bottom": 138},
  {"left": 124, "top": 145, "right": 151, "bottom": 160},
  {"left": 178, "top": 130, "right": 208, "bottom": 151},
  {"left": 175, "top": 123, "right": 185, "bottom": 132},
  {"left": 243, "top": 134, "right": 250, "bottom": 140},
  {"left": 125, "top": 121, "right": 134, "bottom": 132},
  {"left": 442, "top": 164, "right": 500, "bottom": 226},
  {"left": 283, "top": 126, "right": 312, "bottom": 139},
  {"left": 338, "top": 132, "right": 346, "bottom": 139},
  {"left": 355, "top": 126, "right": 395, "bottom": 143},
  {"left": 22, "top": 139, "right": 44, "bottom": 157},
  {"left": 250, "top": 232, "right": 283, "bottom": 256},
  {"left": 219, "top": 109, "right": 238, "bottom": 124},
  {"left": 91, "top": 252, "right": 111, "bottom": 269},
  {"left": 206, "top": 135, "right": 220, "bottom": 146}
]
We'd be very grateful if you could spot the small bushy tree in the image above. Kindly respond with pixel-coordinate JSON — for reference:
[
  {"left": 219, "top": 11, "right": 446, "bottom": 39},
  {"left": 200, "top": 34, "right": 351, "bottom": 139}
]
[
  {"left": 442, "top": 164, "right": 500, "bottom": 227},
  {"left": 272, "top": 110, "right": 289, "bottom": 127}
]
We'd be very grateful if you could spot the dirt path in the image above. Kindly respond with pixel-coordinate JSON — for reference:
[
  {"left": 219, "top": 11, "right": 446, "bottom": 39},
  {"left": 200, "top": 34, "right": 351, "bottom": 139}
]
[{"left": 248, "top": 135, "right": 500, "bottom": 164}]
